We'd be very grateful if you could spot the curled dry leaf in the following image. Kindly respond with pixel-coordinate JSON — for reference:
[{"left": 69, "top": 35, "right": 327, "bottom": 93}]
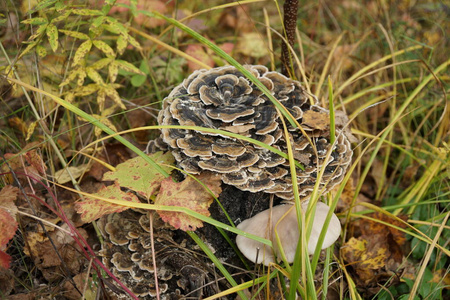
[
  {"left": 155, "top": 172, "right": 222, "bottom": 231},
  {"left": 75, "top": 182, "right": 140, "bottom": 223}
]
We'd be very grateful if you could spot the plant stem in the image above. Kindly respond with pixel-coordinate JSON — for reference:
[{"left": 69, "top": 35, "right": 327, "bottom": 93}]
[{"left": 281, "top": 0, "right": 299, "bottom": 76}]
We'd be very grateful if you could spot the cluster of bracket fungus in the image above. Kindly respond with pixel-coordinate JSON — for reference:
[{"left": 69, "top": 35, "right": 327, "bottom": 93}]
[
  {"left": 98, "top": 210, "right": 218, "bottom": 299},
  {"left": 157, "top": 65, "right": 352, "bottom": 201},
  {"left": 156, "top": 65, "right": 354, "bottom": 266}
]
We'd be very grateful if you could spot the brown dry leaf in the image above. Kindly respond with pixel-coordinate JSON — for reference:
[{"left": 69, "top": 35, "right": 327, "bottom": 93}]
[
  {"left": 8, "top": 117, "right": 28, "bottom": 137},
  {"left": 185, "top": 44, "right": 215, "bottom": 72},
  {"left": 332, "top": 44, "right": 358, "bottom": 71},
  {"left": 0, "top": 186, "right": 19, "bottom": 219},
  {"left": 360, "top": 212, "right": 408, "bottom": 247},
  {"left": 342, "top": 236, "right": 389, "bottom": 285},
  {"left": 236, "top": 33, "right": 269, "bottom": 58},
  {"left": 0, "top": 185, "right": 19, "bottom": 269},
  {"left": 75, "top": 182, "right": 140, "bottom": 223},
  {"left": 155, "top": 172, "right": 222, "bottom": 231},
  {"left": 54, "top": 164, "right": 91, "bottom": 184},
  {"left": 302, "top": 110, "right": 330, "bottom": 130},
  {"left": 102, "top": 151, "right": 174, "bottom": 200},
  {"left": 218, "top": 5, "right": 253, "bottom": 33},
  {"left": 23, "top": 228, "right": 88, "bottom": 282}
]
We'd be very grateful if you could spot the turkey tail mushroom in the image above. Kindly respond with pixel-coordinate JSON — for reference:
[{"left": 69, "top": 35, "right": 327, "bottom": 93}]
[{"left": 157, "top": 65, "right": 353, "bottom": 200}]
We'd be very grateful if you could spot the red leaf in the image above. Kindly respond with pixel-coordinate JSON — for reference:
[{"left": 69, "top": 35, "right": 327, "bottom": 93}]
[
  {"left": 75, "top": 182, "right": 140, "bottom": 223},
  {"left": 0, "top": 209, "right": 18, "bottom": 249},
  {"left": 0, "top": 250, "right": 11, "bottom": 269},
  {"left": 155, "top": 172, "right": 221, "bottom": 231}
]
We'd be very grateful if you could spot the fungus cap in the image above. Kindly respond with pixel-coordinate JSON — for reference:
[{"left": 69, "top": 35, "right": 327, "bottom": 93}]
[{"left": 236, "top": 202, "right": 341, "bottom": 265}]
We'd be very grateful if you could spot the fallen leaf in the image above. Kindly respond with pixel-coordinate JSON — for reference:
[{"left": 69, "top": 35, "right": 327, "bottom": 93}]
[
  {"left": 302, "top": 109, "right": 330, "bottom": 130},
  {"left": 75, "top": 182, "right": 140, "bottom": 223},
  {"left": 185, "top": 44, "right": 215, "bottom": 72},
  {"left": 24, "top": 149, "right": 47, "bottom": 175},
  {"left": 54, "top": 164, "right": 91, "bottom": 184},
  {"left": 155, "top": 172, "right": 222, "bottom": 231},
  {"left": 236, "top": 32, "right": 269, "bottom": 58},
  {"left": 0, "top": 186, "right": 19, "bottom": 219},
  {"left": 0, "top": 250, "right": 11, "bottom": 270},
  {"left": 102, "top": 151, "right": 174, "bottom": 200},
  {"left": 0, "top": 210, "right": 18, "bottom": 250}
]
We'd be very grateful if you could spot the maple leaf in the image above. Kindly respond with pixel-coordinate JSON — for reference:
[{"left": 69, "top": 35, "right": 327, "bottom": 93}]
[
  {"left": 74, "top": 182, "right": 140, "bottom": 223},
  {"left": 102, "top": 151, "right": 174, "bottom": 200},
  {"left": 155, "top": 172, "right": 222, "bottom": 231}
]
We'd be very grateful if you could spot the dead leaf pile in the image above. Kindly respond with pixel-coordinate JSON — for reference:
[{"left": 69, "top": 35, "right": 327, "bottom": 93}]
[{"left": 342, "top": 212, "right": 409, "bottom": 293}]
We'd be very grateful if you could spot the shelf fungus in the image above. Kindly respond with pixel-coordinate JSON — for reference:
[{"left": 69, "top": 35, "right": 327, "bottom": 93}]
[
  {"left": 98, "top": 210, "right": 220, "bottom": 298},
  {"left": 157, "top": 65, "right": 354, "bottom": 265}
]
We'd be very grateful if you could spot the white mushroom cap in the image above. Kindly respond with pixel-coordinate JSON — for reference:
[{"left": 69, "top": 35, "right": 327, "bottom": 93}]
[{"left": 236, "top": 202, "right": 341, "bottom": 265}]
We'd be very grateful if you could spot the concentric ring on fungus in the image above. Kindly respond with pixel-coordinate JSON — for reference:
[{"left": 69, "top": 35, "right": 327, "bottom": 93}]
[{"left": 157, "top": 65, "right": 353, "bottom": 200}]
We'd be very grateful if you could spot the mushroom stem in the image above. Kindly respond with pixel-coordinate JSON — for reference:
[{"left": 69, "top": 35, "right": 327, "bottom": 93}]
[{"left": 236, "top": 202, "right": 341, "bottom": 265}]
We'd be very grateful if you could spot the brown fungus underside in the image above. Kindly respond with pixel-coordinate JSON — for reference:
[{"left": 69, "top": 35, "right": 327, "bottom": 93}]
[{"left": 157, "top": 65, "right": 352, "bottom": 200}]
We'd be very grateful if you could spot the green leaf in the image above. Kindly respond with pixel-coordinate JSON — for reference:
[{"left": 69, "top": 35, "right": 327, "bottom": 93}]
[
  {"left": 131, "top": 74, "right": 146, "bottom": 87},
  {"left": 46, "top": 23, "right": 59, "bottom": 52},
  {"left": 22, "top": 17, "right": 48, "bottom": 25},
  {"left": 73, "top": 39, "right": 92, "bottom": 66},
  {"left": 114, "top": 60, "right": 144, "bottom": 75},
  {"left": 72, "top": 9, "right": 103, "bottom": 16},
  {"left": 103, "top": 152, "right": 174, "bottom": 200},
  {"left": 59, "top": 29, "right": 89, "bottom": 40},
  {"left": 92, "top": 40, "right": 115, "bottom": 57}
]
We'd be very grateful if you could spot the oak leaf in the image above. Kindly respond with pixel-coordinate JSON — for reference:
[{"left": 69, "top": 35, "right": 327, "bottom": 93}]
[{"left": 155, "top": 172, "right": 222, "bottom": 231}]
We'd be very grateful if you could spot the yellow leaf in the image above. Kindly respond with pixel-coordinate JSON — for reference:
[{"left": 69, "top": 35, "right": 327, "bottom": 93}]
[
  {"left": 46, "top": 23, "right": 59, "bottom": 52},
  {"left": 86, "top": 67, "right": 104, "bottom": 84},
  {"left": 236, "top": 32, "right": 269, "bottom": 58},
  {"left": 93, "top": 40, "right": 115, "bottom": 57},
  {"left": 26, "top": 121, "right": 37, "bottom": 141},
  {"left": 73, "top": 39, "right": 92, "bottom": 66}
]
